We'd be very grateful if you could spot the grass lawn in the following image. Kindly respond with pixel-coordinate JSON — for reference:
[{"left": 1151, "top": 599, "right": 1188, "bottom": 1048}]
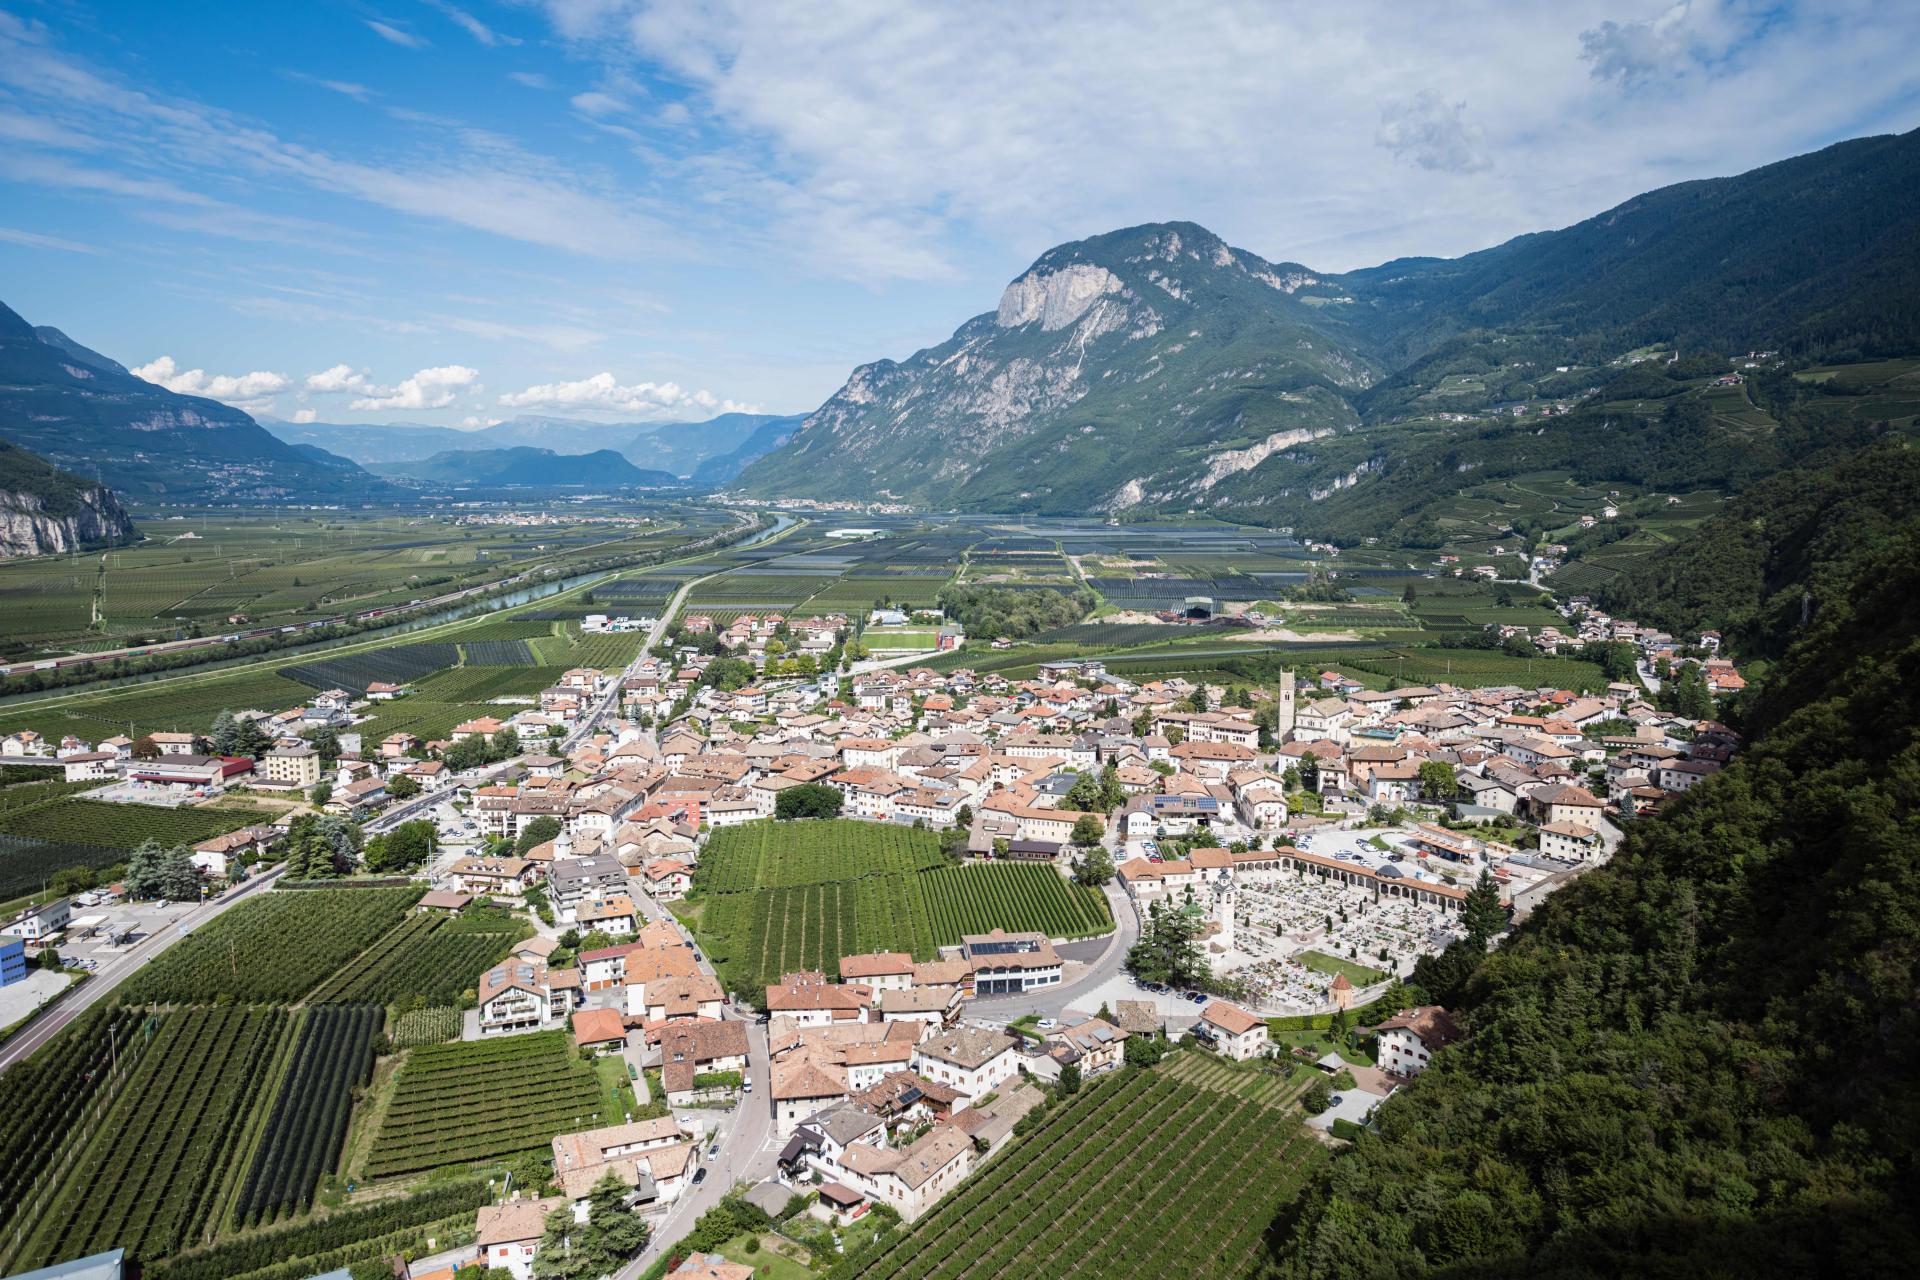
[
  {"left": 716, "top": 1232, "right": 815, "bottom": 1280},
  {"left": 862, "top": 627, "right": 939, "bottom": 650},
  {"left": 594, "top": 1053, "right": 637, "bottom": 1122},
  {"left": 1297, "top": 949, "right": 1390, "bottom": 986},
  {"left": 1272, "top": 1026, "right": 1373, "bottom": 1067}
]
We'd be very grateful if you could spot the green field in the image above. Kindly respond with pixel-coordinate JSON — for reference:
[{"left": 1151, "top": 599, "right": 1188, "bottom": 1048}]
[
  {"left": 684, "top": 820, "right": 1112, "bottom": 993},
  {"left": 363, "top": 1031, "right": 607, "bottom": 1179},
  {"left": 121, "top": 887, "right": 421, "bottom": 1005},
  {"left": 305, "top": 908, "right": 529, "bottom": 1006},
  {"left": 842, "top": 1059, "right": 1327, "bottom": 1279}
]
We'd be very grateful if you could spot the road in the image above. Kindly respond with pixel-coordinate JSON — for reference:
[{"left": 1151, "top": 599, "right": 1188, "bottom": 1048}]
[
  {"left": 618, "top": 890, "right": 777, "bottom": 1278},
  {"left": 0, "top": 865, "right": 286, "bottom": 1073}
]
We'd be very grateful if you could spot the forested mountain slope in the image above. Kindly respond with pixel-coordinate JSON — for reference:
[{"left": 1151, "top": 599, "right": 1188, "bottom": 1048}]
[
  {"left": 1269, "top": 454, "right": 1920, "bottom": 1277},
  {"left": 739, "top": 129, "right": 1920, "bottom": 529}
]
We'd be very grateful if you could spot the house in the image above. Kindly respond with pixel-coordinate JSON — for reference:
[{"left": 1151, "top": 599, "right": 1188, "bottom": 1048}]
[
  {"left": 2, "top": 937, "right": 27, "bottom": 987},
  {"left": 910, "top": 1025, "right": 1019, "bottom": 1098},
  {"left": 476, "top": 960, "right": 578, "bottom": 1034},
  {"left": 960, "top": 930, "right": 1062, "bottom": 996},
  {"left": 258, "top": 745, "right": 321, "bottom": 788},
  {"left": 551, "top": 1117, "right": 697, "bottom": 1210},
  {"left": 838, "top": 952, "right": 916, "bottom": 991},
  {"left": 576, "top": 894, "right": 639, "bottom": 937},
  {"left": 447, "top": 856, "right": 536, "bottom": 897},
  {"left": 62, "top": 751, "right": 118, "bottom": 782},
  {"left": 1049, "top": 1017, "right": 1129, "bottom": 1075},
  {"left": 766, "top": 971, "right": 873, "bottom": 1026},
  {"left": 823, "top": 1121, "right": 974, "bottom": 1222},
  {"left": 2, "top": 897, "right": 72, "bottom": 942},
  {"left": 474, "top": 1194, "right": 568, "bottom": 1280},
  {"left": 1531, "top": 782, "right": 1604, "bottom": 830},
  {"left": 572, "top": 1007, "right": 629, "bottom": 1054},
  {"left": 1376, "top": 1005, "right": 1461, "bottom": 1078},
  {"left": 1195, "top": 1000, "right": 1269, "bottom": 1061}
]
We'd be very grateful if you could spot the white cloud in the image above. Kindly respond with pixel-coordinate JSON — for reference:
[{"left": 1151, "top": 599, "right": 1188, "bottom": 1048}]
[
  {"left": 305, "top": 364, "right": 376, "bottom": 394},
  {"left": 366, "top": 20, "right": 427, "bottom": 50},
  {"left": 131, "top": 355, "right": 290, "bottom": 406},
  {"left": 351, "top": 365, "right": 480, "bottom": 410},
  {"left": 1581, "top": 3, "right": 1696, "bottom": 85},
  {"left": 509, "top": 71, "right": 553, "bottom": 89},
  {"left": 498, "top": 371, "right": 755, "bottom": 417},
  {"left": 291, "top": 408, "right": 318, "bottom": 423},
  {"left": 0, "top": 224, "right": 99, "bottom": 254},
  {"left": 1377, "top": 92, "right": 1490, "bottom": 173},
  {"left": 570, "top": 91, "right": 628, "bottom": 117},
  {"left": 284, "top": 71, "right": 378, "bottom": 102},
  {"left": 531, "top": 0, "right": 1920, "bottom": 273},
  {"left": 427, "top": 1, "right": 521, "bottom": 47},
  {"left": 460, "top": 415, "right": 503, "bottom": 428}
]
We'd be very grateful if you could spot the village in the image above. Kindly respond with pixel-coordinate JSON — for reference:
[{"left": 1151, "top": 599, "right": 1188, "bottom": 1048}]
[{"left": 0, "top": 591, "right": 1744, "bottom": 1279}]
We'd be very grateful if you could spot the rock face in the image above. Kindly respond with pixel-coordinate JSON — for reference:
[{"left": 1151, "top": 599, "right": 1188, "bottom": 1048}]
[{"left": 0, "top": 484, "right": 135, "bottom": 558}]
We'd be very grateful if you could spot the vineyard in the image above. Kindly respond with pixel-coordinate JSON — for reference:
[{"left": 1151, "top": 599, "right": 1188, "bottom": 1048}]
[
  {"left": 0, "top": 797, "right": 270, "bottom": 850},
  {"left": 231, "top": 1005, "right": 382, "bottom": 1227},
  {"left": 280, "top": 644, "right": 459, "bottom": 694},
  {"left": 306, "top": 910, "right": 528, "bottom": 1006},
  {"left": 835, "top": 1064, "right": 1326, "bottom": 1280},
  {"left": 458, "top": 639, "right": 537, "bottom": 666},
  {"left": 363, "top": 1031, "right": 607, "bottom": 1178},
  {"left": 0, "top": 1007, "right": 157, "bottom": 1249},
  {"left": 688, "top": 822, "right": 1110, "bottom": 991},
  {"left": 147, "top": 1178, "right": 494, "bottom": 1280},
  {"left": 12, "top": 1006, "right": 290, "bottom": 1272},
  {"left": 696, "top": 820, "right": 949, "bottom": 892},
  {"left": 120, "top": 887, "right": 421, "bottom": 1005},
  {"left": 389, "top": 1006, "right": 462, "bottom": 1046}
]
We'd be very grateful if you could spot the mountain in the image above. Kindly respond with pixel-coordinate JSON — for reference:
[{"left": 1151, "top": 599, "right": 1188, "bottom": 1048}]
[
  {"left": 260, "top": 419, "right": 473, "bottom": 463},
  {"left": 687, "top": 414, "right": 805, "bottom": 485},
  {"left": 32, "top": 325, "right": 128, "bottom": 376},
  {"left": 0, "top": 439, "right": 136, "bottom": 557},
  {"left": 367, "top": 446, "right": 681, "bottom": 488},
  {"left": 1271, "top": 456, "right": 1920, "bottom": 1275},
  {"left": 265, "top": 411, "right": 801, "bottom": 477},
  {"left": 0, "top": 303, "right": 389, "bottom": 501},
  {"left": 738, "top": 129, "right": 1920, "bottom": 525}
]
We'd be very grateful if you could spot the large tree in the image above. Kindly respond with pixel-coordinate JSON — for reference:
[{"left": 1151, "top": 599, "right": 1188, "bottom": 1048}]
[
  {"left": 1462, "top": 868, "right": 1507, "bottom": 946},
  {"left": 516, "top": 816, "right": 563, "bottom": 855},
  {"left": 775, "top": 783, "right": 843, "bottom": 820}
]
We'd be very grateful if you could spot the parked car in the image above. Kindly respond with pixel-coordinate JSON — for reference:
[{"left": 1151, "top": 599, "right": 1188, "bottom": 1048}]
[{"left": 691, "top": 1167, "right": 707, "bottom": 1185}]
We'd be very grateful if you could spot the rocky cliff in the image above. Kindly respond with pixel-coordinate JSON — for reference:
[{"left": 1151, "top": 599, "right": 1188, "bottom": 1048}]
[
  {"left": 0, "top": 484, "right": 135, "bottom": 557},
  {"left": 0, "top": 439, "right": 137, "bottom": 557}
]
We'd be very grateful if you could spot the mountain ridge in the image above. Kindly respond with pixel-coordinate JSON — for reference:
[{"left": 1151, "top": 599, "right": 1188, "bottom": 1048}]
[{"left": 736, "top": 128, "right": 1920, "bottom": 526}]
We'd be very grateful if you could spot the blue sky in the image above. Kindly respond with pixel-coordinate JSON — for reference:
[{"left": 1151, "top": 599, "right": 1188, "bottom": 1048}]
[{"left": 1, "top": 0, "right": 1915, "bottom": 428}]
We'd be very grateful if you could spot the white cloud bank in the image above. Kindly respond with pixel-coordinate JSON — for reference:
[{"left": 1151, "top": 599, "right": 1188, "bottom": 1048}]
[
  {"left": 498, "top": 371, "right": 756, "bottom": 417},
  {"left": 349, "top": 366, "right": 480, "bottom": 410},
  {"left": 131, "top": 355, "right": 289, "bottom": 407}
]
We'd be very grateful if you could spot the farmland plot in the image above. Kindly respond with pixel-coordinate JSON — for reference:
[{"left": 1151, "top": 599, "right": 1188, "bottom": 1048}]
[{"left": 233, "top": 1005, "right": 382, "bottom": 1226}]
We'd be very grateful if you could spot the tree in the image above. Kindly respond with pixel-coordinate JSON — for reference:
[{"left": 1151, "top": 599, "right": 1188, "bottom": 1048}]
[
  {"left": 700, "top": 657, "right": 755, "bottom": 692},
  {"left": 131, "top": 735, "right": 160, "bottom": 761},
  {"left": 309, "top": 781, "right": 332, "bottom": 807},
  {"left": 1303, "top": 1079, "right": 1332, "bottom": 1114},
  {"left": 1124, "top": 1033, "right": 1169, "bottom": 1068},
  {"left": 1418, "top": 760, "right": 1459, "bottom": 802},
  {"left": 516, "top": 816, "right": 563, "bottom": 855},
  {"left": 39, "top": 944, "right": 65, "bottom": 971},
  {"left": 386, "top": 772, "right": 420, "bottom": 800},
  {"left": 1073, "top": 846, "right": 1115, "bottom": 887},
  {"left": 366, "top": 819, "right": 434, "bottom": 873},
  {"left": 489, "top": 726, "right": 521, "bottom": 761},
  {"left": 1070, "top": 814, "right": 1105, "bottom": 846},
  {"left": 124, "top": 839, "right": 167, "bottom": 899},
  {"left": 284, "top": 813, "right": 363, "bottom": 879},
  {"left": 1063, "top": 771, "right": 1105, "bottom": 814},
  {"left": 775, "top": 783, "right": 843, "bottom": 820},
  {"left": 1463, "top": 868, "right": 1507, "bottom": 946},
  {"left": 1187, "top": 686, "right": 1209, "bottom": 713},
  {"left": 1058, "top": 1061, "right": 1082, "bottom": 1095},
  {"left": 208, "top": 709, "right": 239, "bottom": 756},
  {"left": 531, "top": 1171, "right": 650, "bottom": 1278},
  {"left": 1126, "top": 900, "right": 1207, "bottom": 988},
  {"left": 158, "top": 847, "right": 202, "bottom": 900},
  {"left": 309, "top": 726, "right": 340, "bottom": 764}
]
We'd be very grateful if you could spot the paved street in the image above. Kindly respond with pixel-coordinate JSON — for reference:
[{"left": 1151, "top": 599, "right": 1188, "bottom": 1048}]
[{"left": 0, "top": 865, "right": 286, "bottom": 1072}]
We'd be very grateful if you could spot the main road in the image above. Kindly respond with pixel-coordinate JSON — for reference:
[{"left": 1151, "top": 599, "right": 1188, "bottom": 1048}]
[{"left": 0, "top": 864, "right": 287, "bottom": 1072}]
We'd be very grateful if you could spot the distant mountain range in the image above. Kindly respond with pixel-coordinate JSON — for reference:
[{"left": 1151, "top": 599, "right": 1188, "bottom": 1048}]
[
  {"left": 0, "top": 438, "right": 137, "bottom": 557},
  {"left": 262, "top": 410, "right": 804, "bottom": 479},
  {"left": 367, "top": 446, "right": 682, "bottom": 488},
  {"left": 736, "top": 128, "right": 1920, "bottom": 534},
  {"left": 0, "top": 302, "right": 390, "bottom": 501}
]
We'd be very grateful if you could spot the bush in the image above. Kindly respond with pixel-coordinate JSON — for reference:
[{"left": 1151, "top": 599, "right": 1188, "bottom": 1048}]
[
  {"left": 1303, "top": 1079, "right": 1332, "bottom": 1115},
  {"left": 1330, "top": 1117, "right": 1367, "bottom": 1141}
]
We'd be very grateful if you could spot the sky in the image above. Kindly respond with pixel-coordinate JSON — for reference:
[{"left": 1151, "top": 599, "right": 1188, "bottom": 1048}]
[{"left": 0, "top": 0, "right": 1915, "bottom": 429}]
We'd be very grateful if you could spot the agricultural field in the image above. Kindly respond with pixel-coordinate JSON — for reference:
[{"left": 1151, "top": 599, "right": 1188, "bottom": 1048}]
[
  {"left": 0, "top": 798, "right": 272, "bottom": 897},
  {"left": 120, "top": 887, "right": 421, "bottom": 1005},
  {"left": 280, "top": 644, "right": 459, "bottom": 694},
  {"left": 10, "top": 1006, "right": 290, "bottom": 1272},
  {"left": 0, "top": 506, "right": 703, "bottom": 661},
  {"left": 306, "top": 908, "right": 529, "bottom": 1006},
  {"left": 0, "top": 669, "right": 318, "bottom": 743},
  {"left": 388, "top": 1006, "right": 463, "bottom": 1047},
  {"left": 685, "top": 821, "right": 1111, "bottom": 993},
  {"left": 233, "top": 1005, "right": 382, "bottom": 1227},
  {"left": 362, "top": 1031, "right": 607, "bottom": 1179},
  {"left": 146, "top": 1179, "right": 493, "bottom": 1280},
  {"left": 842, "top": 1062, "right": 1326, "bottom": 1280}
]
